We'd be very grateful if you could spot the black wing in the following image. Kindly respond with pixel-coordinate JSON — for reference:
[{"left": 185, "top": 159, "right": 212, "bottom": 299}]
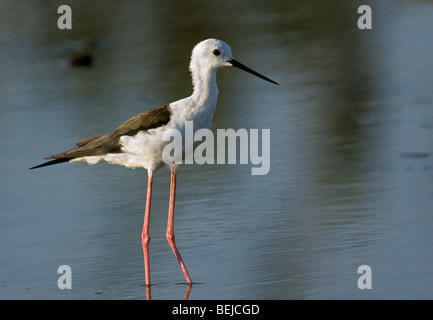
[{"left": 30, "top": 105, "right": 172, "bottom": 169}]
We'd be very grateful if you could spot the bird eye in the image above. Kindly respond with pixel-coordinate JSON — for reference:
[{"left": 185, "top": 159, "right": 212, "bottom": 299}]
[{"left": 212, "top": 49, "right": 221, "bottom": 56}]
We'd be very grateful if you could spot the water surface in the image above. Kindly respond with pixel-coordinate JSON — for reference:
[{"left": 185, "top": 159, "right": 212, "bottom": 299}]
[{"left": 1, "top": 0, "right": 433, "bottom": 299}]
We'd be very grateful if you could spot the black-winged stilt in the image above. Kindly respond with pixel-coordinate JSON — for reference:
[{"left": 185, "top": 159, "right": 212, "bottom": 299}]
[{"left": 31, "top": 39, "right": 278, "bottom": 290}]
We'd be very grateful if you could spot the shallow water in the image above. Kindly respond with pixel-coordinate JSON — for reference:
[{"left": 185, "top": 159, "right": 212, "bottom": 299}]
[{"left": 1, "top": 0, "right": 433, "bottom": 299}]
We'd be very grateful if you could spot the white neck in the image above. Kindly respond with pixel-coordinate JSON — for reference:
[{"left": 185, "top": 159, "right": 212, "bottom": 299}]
[
  {"left": 189, "top": 60, "right": 219, "bottom": 106},
  {"left": 169, "top": 60, "right": 220, "bottom": 130}
]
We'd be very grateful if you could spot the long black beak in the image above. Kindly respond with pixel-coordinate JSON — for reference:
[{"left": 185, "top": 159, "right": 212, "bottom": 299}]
[{"left": 227, "top": 59, "right": 279, "bottom": 85}]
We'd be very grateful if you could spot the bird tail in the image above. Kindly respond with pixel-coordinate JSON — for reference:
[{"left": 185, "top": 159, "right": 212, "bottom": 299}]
[
  {"left": 29, "top": 135, "right": 105, "bottom": 170},
  {"left": 29, "top": 158, "right": 72, "bottom": 170}
]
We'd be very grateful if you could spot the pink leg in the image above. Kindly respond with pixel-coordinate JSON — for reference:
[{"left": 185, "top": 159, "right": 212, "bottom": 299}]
[
  {"left": 142, "top": 173, "right": 153, "bottom": 288},
  {"left": 183, "top": 284, "right": 192, "bottom": 300},
  {"left": 166, "top": 169, "right": 192, "bottom": 284}
]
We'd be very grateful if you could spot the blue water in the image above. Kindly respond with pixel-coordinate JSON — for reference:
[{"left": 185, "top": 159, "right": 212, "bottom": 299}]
[{"left": 1, "top": 0, "right": 433, "bottom": 299}]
